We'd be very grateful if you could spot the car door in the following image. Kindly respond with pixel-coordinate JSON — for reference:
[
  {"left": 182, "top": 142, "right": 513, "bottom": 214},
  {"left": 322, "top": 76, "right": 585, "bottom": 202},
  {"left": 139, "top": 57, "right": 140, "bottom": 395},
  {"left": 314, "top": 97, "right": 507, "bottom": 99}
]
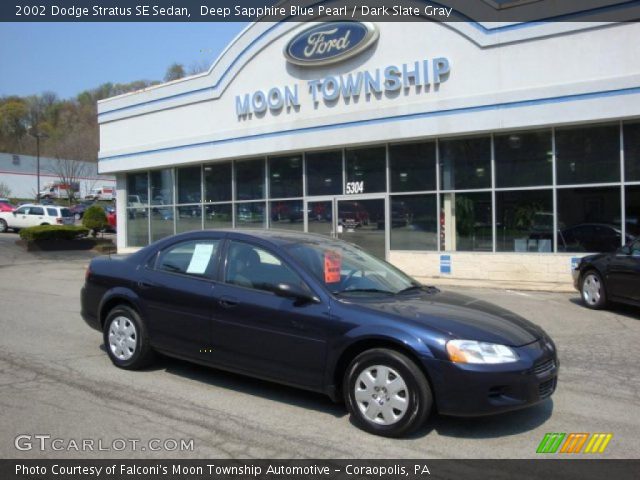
[
  {"left": 9, "top": 206, "right": 30, "bottom": 228},
  {"left": 607, "top": 240, "right": 640, "bottom": 302},
  {"left": 135, "top": 237, "right": 222, "bottom": 360},
  {"left": 26, "top": 206, "right": 46, "bottom": 227},
  {"left": 211, "top": 239, "right": 330, "bottom": 389}
]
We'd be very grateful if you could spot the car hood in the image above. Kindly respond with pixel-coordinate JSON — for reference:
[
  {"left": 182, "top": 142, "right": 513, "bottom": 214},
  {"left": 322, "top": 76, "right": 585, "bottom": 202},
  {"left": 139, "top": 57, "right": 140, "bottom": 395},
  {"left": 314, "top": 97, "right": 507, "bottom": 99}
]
[{"left": 348, "top": 290, "right": 543, "bottom": 347}]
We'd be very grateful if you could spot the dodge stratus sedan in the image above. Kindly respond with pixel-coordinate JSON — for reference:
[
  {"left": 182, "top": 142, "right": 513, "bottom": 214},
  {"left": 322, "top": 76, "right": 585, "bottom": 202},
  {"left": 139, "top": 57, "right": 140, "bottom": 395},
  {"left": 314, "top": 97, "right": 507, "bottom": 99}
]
[{"left": 81, "top": 230, "right": 558, "bottom": 437}]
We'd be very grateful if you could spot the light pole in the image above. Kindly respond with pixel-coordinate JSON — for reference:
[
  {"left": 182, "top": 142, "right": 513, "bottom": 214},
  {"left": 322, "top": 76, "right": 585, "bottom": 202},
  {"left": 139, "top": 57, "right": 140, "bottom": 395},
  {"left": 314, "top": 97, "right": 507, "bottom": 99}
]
[{"left": 29, "top": 128, "right": 48, "bottom": 202}]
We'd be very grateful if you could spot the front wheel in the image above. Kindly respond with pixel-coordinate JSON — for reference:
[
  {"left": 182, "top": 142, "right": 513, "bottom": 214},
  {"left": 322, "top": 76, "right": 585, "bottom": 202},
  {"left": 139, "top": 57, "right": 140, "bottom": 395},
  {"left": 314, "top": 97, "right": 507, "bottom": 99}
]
[
  {"left": 0, "top": 219, "right": 7, "bottom": 233},
  {"left": 581, "top": 270, "right": 607, "bottom": 309},
  {"left": 344, "top": 348, "right": 432, "bottom": 437},
  {"left": 103, "top": 305, "right": 155, "bottom": 369}
]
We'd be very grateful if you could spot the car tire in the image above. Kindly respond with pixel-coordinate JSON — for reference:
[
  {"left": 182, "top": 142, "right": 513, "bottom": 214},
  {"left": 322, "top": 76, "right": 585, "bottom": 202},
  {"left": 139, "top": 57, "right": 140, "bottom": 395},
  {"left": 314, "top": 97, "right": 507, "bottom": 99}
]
[
  {"left": 103, "top": 305, "right": 155, "bottom": 370},
  {"left": 0, "top": 219, "right": 7, "bottom": 233},
  {"left": 581, "top": 270, "right": 607, "bottom": 310},
  {"left": 344, "top": 348, "right": 432, "bottom": 437}
]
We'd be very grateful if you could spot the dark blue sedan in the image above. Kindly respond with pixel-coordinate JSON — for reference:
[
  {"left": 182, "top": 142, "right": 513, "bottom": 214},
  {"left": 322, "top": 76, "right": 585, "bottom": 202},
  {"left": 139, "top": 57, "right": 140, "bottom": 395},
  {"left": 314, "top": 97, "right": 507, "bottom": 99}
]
[{"left": 81, "top": 230, "right": 558, "bottom": 437}]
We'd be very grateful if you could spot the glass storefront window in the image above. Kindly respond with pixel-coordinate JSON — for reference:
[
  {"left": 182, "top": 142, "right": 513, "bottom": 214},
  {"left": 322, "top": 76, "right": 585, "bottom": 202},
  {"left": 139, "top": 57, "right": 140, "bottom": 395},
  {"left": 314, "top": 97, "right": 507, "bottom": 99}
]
[
  {"left": 127, "top": 172, "right": 148, "bottom": 206},
  {"left": 496, "top": 190, "right": 553, "bottom": 252},
  {"left": 269, "top": 155, "right": 302, "bottom": 198},
  {"left": 306, "top": 150, "right": 343, "bottom": 196},
  {"left": 390, "top": 142, "right": 436, "bottom": 192},
  {"left": 390, "top": 194, "right": 437, "bottom": 251},
  {"left": 150, "top": 169, "right": 173, "bottom": 207},
  {"left": 204, "top": 162, "right": 232, "bottom": 202},
  {"left": 556, "top": 123, "right": 620, "bottom": 185},
  {"left": 270, "top": 200, "right": 304, "bottom": 231},
  {"left": 495, "top": 130, "right": 552, "bottom": 188},
  {"left": 235, "top": 159, "right": 265, "bottom": 200},
  {"left": 150, "top": 206, "right": 174, "bottom": 242},
  {"left": 440, "top": 192, "right": 492, "bottom": 251},
  {"left": 439, "top": 136, "right": 491, "bottom": 190},
  {"left": 177, "top": 166, "right": 201, "bottom": 204},
  {"left": 624, "top": 121, "right": 640, "bottom": 182},
  {"left": 204, "top": 204, "right": 233, "bottom": 229},
  {"left": 176, "top": 205, "right": 202, "bottom": 234},
  {"left": 557, "top": 187, "right": 621, "bottom": 252},
  {"left": 626, "top": 185, "right": 640, "bottom": 238},
  {"left": 345, "top": 147, "right": 386, "bottom": 193},
  {"left": 235, "top": 202, "right": 265, "bottom": 228},
  {"left": 126, "top": 208, "right": 148, "bottom": 246}
]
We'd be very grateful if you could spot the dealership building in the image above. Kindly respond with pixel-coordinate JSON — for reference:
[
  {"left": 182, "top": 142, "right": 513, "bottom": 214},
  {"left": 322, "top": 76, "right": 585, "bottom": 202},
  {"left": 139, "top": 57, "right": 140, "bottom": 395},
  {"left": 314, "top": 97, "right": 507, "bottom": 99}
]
[{"left": 97, "top": 15, "right": 640, "bottom": 289}]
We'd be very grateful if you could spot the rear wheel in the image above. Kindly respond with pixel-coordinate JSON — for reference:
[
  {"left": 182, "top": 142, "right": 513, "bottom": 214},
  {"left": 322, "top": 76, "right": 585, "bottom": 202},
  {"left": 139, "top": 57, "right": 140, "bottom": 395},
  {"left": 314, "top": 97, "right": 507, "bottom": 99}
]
[
  {"left": 344, "top": 348, "right": 432, "bottom": 437},
  {"left": 581, "top": 270, "right": 607, "bottom": 309},
  {"left": 103, "top": 305, "right": 155, "bottom": 369}
]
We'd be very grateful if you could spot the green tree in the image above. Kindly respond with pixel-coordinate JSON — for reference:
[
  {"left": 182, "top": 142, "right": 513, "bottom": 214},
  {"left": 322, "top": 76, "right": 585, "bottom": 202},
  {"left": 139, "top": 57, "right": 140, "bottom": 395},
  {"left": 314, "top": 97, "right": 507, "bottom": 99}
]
[
  {"left": 164, "top": 63, "right": 186, "bottom": 82},
  {"left": 82, "top": 205, "right": 107, "bottom": 238}
]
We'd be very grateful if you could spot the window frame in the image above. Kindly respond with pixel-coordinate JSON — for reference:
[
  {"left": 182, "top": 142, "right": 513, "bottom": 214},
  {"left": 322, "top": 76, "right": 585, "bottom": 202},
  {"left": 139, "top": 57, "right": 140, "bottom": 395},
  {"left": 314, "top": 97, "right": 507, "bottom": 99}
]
[
  {"left": 221, "top": 239, "right": 313, "bottom": 296},
  {"left": 152, "top": 237, "right": 222, "bottom": 280}
]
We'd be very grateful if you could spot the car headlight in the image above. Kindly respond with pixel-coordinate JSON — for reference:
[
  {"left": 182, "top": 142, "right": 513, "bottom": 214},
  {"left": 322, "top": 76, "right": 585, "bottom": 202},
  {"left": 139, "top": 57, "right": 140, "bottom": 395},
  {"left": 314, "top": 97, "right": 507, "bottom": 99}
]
[{"left": 446, "top": 340, "right": 518, "bottom": 364}]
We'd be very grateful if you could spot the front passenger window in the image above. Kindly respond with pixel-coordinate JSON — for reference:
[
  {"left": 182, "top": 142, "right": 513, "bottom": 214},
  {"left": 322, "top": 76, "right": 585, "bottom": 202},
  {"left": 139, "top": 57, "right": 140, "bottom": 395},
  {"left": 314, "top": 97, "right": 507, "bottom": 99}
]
[
  {"left": 156, "top": 240, "right": 220, "bottom": 277},
  {"left": 225, "top": 241, "right": 307, "bottom": 294}
]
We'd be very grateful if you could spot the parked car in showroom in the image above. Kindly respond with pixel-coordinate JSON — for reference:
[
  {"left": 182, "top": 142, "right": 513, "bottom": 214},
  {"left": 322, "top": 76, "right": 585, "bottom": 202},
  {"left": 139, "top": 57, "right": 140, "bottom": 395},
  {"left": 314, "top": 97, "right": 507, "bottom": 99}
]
[
  {"left": 573, "top": 238, "right": 640, "bottom": 309},
  {"left": 0, "top": 204, "right": 74, "bottom": 232},
  {"left": 559, "top": 223, "right": 633, "bottom": 253},
  {"left": 81, "top": 230, "right": 558, "bottom": 437}
]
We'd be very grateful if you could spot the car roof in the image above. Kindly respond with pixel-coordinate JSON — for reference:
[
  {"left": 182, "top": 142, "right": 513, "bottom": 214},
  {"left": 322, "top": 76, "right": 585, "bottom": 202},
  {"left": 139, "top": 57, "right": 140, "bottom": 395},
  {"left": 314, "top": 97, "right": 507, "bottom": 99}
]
[{"left": 221, "top": 228, "right": 339, "bottom": 246}]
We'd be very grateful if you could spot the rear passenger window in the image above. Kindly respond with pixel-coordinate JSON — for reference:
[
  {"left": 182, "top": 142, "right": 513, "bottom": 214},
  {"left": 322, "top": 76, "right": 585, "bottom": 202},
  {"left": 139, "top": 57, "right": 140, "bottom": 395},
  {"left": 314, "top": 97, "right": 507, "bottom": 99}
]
[
  {"left": 224, "top": 241, "right": 307, "bottom": 293},
  {"left": 29, "top": 207, "right": 44, "bottom": 215},
  {"left": 47, "top": 208, "right": 57, "bottom": 216},
  {"left": 156, "top": 240, "right": 219, "bottom": 278}
]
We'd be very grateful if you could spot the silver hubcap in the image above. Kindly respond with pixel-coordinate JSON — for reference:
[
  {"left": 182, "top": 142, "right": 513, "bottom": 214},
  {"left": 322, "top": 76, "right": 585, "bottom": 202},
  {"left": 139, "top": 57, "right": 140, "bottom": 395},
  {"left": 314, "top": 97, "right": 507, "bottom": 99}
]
[
  {"left": 582, "top": 274, "right": 601, "bottom": 305},
  {"left": 354, "top": 365, "right": 409, "bottom": 426},
  {"left": 108, "top": 316, "right": 137, "bottom": 360}
]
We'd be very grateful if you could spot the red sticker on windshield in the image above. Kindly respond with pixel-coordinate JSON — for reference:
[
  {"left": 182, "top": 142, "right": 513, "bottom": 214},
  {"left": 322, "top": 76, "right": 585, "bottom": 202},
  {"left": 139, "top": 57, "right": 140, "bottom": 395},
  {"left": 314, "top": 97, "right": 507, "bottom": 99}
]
[{"left": 324, "top": 251, "right": 342, "bottom": 283}]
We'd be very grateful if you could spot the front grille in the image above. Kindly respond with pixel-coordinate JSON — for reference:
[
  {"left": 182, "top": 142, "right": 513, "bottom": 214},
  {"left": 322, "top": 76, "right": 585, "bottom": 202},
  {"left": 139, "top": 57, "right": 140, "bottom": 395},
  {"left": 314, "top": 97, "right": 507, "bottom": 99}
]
[
  {"left": 532, "top": 358, "right": 556, "bottom": 376},
  {"left": 539, "top": 378, "right": 556, "bottom": 399}
]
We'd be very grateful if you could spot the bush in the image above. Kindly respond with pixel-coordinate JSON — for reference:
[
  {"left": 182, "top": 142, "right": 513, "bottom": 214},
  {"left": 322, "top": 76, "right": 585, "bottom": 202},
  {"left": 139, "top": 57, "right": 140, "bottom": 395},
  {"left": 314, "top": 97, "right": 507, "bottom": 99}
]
[
  {"left": 19, "top": 225, "right": 89, "bottom": 242},
  {"left": 82, "top": 205, "right": 107, "bottom": 237}
]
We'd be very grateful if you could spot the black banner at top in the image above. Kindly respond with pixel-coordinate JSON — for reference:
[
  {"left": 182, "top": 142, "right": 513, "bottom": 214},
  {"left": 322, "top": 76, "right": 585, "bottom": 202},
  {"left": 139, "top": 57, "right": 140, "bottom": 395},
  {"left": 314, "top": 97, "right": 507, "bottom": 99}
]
[{"left": 3, "top": 0, "right": 640, "bottom": 22}]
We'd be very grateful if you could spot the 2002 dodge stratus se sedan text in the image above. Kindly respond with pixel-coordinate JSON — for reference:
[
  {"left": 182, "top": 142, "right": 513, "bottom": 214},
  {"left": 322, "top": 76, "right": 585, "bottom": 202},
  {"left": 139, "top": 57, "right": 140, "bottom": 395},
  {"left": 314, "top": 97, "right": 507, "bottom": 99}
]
[{"left": 81, "top": 230, "right": 558, "bottom": 437}]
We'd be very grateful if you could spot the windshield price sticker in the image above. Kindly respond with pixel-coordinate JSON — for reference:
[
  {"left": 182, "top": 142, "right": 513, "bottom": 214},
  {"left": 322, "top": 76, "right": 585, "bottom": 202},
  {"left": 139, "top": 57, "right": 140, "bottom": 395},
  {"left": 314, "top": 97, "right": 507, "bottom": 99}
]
[
  {"left": 346, "top": 181, "right": 364, "bottom": 194},
  {"left": 324, "top": 251, "right": 342, "bottom": 283}
]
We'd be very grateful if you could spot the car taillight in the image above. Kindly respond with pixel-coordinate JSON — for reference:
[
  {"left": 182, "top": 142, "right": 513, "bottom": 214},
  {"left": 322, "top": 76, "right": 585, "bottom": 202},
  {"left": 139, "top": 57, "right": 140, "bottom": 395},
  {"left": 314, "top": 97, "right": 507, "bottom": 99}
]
[{"left": 56, "top": 217, "right": 63, "bottom": 224}]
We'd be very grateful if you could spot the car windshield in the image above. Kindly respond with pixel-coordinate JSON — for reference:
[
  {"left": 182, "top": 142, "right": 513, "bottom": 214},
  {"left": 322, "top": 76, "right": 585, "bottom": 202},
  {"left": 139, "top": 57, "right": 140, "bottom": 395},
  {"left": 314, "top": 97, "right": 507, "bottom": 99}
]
[{"left": 285, "top": 239, "right": 421, "bottom": 295}]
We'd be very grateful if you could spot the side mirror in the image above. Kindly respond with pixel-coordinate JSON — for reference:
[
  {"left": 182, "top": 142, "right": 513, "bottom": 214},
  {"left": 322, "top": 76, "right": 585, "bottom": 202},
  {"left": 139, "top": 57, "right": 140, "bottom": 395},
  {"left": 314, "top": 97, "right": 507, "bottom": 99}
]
[
  {"left": 12, "top": 211, "right": 16, "bottom": 216},
  {"left": 274, "top": 283, "right": 319, "bottom": 304}
]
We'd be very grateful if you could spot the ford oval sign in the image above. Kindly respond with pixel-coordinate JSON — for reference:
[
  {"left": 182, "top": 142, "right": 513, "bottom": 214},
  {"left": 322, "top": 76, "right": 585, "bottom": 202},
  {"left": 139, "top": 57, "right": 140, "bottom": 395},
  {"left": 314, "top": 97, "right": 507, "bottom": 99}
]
[{"left": 285, "top": 22, "right": 379, "bottom": 67}]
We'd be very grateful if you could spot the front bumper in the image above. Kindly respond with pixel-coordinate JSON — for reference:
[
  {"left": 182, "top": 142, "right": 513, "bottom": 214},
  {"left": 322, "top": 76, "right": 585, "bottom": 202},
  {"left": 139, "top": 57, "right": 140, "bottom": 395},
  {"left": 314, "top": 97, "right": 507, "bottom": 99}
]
[{"left": 423, "top": 339, "right": 558, "bottom": 417}]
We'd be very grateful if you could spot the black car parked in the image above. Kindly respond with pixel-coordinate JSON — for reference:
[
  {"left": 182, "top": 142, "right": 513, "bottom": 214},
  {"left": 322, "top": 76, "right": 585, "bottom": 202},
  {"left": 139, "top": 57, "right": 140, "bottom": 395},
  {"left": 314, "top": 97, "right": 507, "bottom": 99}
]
[
  {"left": 573, "top": 238, "right": 640, "bottom": 309},
  {"left": 81, "top": 230, "right": 558, "bottom": 437}
]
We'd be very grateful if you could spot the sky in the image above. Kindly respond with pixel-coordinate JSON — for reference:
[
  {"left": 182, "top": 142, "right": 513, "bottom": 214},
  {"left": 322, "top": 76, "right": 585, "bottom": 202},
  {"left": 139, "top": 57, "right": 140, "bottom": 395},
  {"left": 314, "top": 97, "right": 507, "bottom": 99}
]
[{"left": 0, "top": 22, "right": 248, "bottom": 99}]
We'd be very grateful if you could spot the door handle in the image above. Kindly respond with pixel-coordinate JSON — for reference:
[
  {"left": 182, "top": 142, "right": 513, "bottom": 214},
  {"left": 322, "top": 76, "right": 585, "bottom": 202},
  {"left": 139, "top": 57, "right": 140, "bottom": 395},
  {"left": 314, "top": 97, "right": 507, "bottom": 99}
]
[
  {"left": 137, "top": 280, "right": 158, "bottom": 289},
  {"left": 218, "top": 296, "right": 238, "bottom": 308}
]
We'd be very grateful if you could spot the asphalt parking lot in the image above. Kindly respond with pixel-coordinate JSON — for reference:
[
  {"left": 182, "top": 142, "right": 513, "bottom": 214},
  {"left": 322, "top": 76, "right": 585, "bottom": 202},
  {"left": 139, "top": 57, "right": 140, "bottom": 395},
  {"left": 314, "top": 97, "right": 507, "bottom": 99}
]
[{"left": 0, "top": 231, "right": 639, "bottom": 459}]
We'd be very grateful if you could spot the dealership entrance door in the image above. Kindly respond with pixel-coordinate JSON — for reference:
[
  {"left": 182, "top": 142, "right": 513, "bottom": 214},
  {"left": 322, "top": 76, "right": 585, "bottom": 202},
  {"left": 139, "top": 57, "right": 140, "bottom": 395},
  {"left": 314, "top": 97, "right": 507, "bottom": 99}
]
[{"left": 306, "top": 197, "right": 386, "bottom": 259}]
